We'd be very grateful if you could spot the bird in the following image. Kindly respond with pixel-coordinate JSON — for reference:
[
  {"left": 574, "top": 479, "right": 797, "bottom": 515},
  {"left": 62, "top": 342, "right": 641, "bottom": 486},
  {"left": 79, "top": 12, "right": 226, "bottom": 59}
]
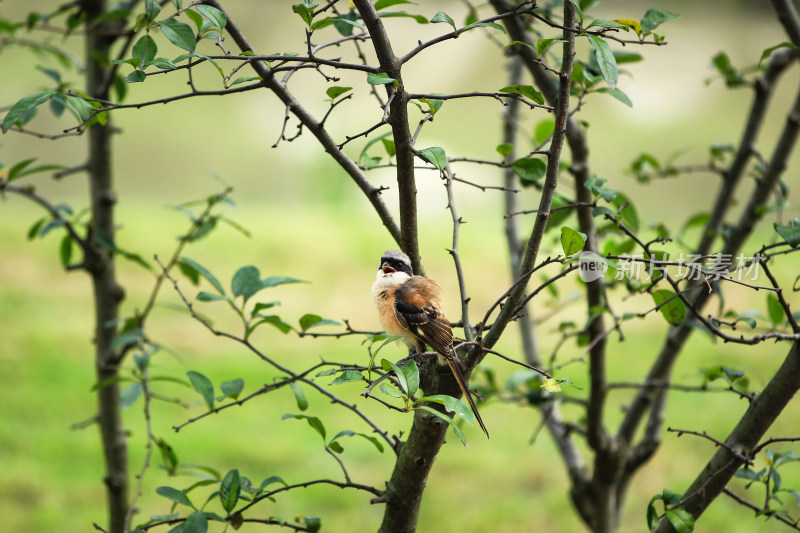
[{"left": 371, "top": 248, "right": 489, "bottom": 438}]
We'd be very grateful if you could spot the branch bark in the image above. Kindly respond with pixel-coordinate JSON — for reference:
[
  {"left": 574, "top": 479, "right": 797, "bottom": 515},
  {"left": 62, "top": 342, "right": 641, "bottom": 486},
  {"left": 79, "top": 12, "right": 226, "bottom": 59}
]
[
  {"left": 354, "top": 0, "right": 421, "bottom": 273},
  {"left": 654, "top": 341, "right": 800, "bottom": 532},
  {"left": 82, "top": 1, "right": 128, "bottom": 531}
]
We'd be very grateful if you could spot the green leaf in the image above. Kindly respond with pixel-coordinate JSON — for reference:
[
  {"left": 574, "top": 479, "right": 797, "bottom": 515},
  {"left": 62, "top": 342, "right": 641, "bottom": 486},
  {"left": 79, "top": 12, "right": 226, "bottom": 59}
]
[
  {"left": 587, "top": 19, "right": 629, "bottom": 30},
  {"left": 299, "top": 313, "right": 341, "bottom": 331},
  {"left": 159, "top": 18, "right": 196, "bottom": 52},
  {"left": 399, "top": 360, "right": 419, "bottom": 396},
  {"left": 120, "top": 382, "right": 142, "bottom": 409},
  {"left": 182, "top": 510, "right": 208, "bottom": 533},
  {"left": 560, "top": 227, "right": 587, "bottom": 256},
  {"left": 59, "top": 234, "right": 73, "bottom": 268},
  {"left": 196, "top": 4, "right": 226, "bottom": 29},
  {"left": 374, "top": 0, "right": 414, "bottom": 10},
  {"left": 110, "top": 329, "right": 144, "bottom": 351},
  {"left": 461, "top": 21, "right": 505, "bottom": 34},
  {"left": 536, "top": 38, "right": 566, "bottom": 57},
  {"left": 262, "top": 276, "right": 306, "bottom": 288},
  {"left": 145, "top": 0, "right": 162, "bottom": 23},
  {"left": 249, "top": 315, "right": 294, "bottom": 335},
  {"left": 652, "top": 289, "right": 686, "bottom": 326},
  {"left": 378, "top": 11, "right": 429, "bottom": 24},
  {"left": 419, "top": 394, "right": 474, "bottom": 424},
  {"left": 220, "top": 378, "right": 244, "bottom": 400},
  {"left": 759, "top": 42, "right": 800, "bottom": 67},
  {"left": 288, "top": 381, "right": 308, "bottom": 410},
  {"left": 499, "top": 84, "right": 544, "bottom": 104},
  {"left": 496, "top": 143, "right": 513, "bottom": 157},
  {"left": 150, "top": 57, "right": 176, "bottom": 71},
  {"left": 7, "top": 158, "right": 64, "bottom": 181},
  {"left": 430, "top": 11, "right": 456, "bottom": 33},
  {"left": 125, "top": 69, "right": 147, "bottom": 83},
  {"left": 511, "top": 157, "right": 546, "bottom": 185},
  {"left": 292, "top": 3, "right": 316, "bottom": 26},
  {"left": 379, "top": 382, "right": 405, "bottom": 398},
  {"left": 232, "top": 265, "right": 262, "bottom": 303},
  {"left": 2, "top": 91, "right": 54, "bottom": 133},
  {"left": 326, "top": 86, "right": 352, "bottom": 100},
  {"left": 419, "top": 146, "right": 447, "bottom": 171},
  {"left": 417, "top": 96, "right": 443, "bottom": 115},
  {"left": 719, "top": 366, "right": 745, "bottom": 386},
  {"left": 584, "top": 176, "right": 618, "bottom": 202},
  {"left": 587, "top": 35, "right": 617, "bottom": 89},
  {"left": 156, "top": 486, "right": 195, "bottom": 508},
  {"left": 665, "top": 507, "right": 694, "bottom": 533},
  {"left": 540, "top": 378, "right": 561, "bottom": 393},
  {"left": 132, "top": 35, "right": 157, "bottom": 68},
  {"left": 282, "top": 413, "right": 326, "bottom": 440},
  {"left": 381, "top": 138, "right": 396, "bottom": 158},
  {"left": 767, "top": 293, "right": 784, "bottom": 326},
  {"left": 381, "top": 358, "right": 409, "bottom": 395},
  {"left": 219, "top": 469, "right": 240, "bottom": 513},
  {"left": 229, "top": 76, "right": 261, "bottom": 87},
  {"left": 329, "top": 430, "right": 384, "bottom": 453},
  {"left": 774, "top": 222, "right": 800, "bottom": 247},
  {"left": 640, "top": 8, "right": 680, "bottom": 34},
  {"left": 367, "top": 72, "right": 397, "bottom": 86},
  {"left": 196, "top": 291, "right": 227, "bottom": 302},
  {"left": 258, "top": 475, "right": 288, "bottom": 492},
  {"left": 596, "top": 87, "right": 632, "bottom": 107},
  {"left": 302, "top": 516, "right": 321, "bottom": 533},
  {"left": 157, "top": 440, "right": 179, "bottom": 476},
  {"left": 534, "top": 119, "right": 555, "bottom": 145},
  {"left": 612, "top": 192, "right": 639, "bottom": 232},
  {"left": 65, "top": 95, "right": 94, "bottom": 122},
  {"left": 251, "top": 301, "right": 280, "bottom": 317},
  {"left": 187, "top": 370, "right": 215, "bottom": 411},
  {"left": 415, "top": 405, "right": 468, "bottom": 447},
  {"left": 711, "top": 52, "right": 743, "bottom": 87},
  {"left": 180, "top": 257, "right": 225, "bottom": 294},
  {"left": 329, "top": 370, "right": 363, "bottom": 385}
]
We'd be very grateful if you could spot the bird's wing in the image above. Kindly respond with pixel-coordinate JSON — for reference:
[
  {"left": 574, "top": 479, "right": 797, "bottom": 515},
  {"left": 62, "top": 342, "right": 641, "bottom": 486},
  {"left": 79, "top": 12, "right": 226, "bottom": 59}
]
[{"left": 393, "top": 276, "right": 453, "bottom": 355}]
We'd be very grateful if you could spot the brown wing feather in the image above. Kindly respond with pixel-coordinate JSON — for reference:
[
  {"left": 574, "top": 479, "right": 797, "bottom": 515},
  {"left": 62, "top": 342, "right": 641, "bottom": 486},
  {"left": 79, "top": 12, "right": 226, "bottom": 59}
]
[
  {"left": 394, "top": 276, "right": 452, "bottom": 355},
  {"left": 394, "top": 276, "right": 489, "bottom": 438}
]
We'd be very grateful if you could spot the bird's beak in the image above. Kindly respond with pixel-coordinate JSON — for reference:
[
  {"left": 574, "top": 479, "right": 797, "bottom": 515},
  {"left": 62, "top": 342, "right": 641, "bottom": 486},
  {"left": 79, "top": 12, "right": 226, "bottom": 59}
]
[{"left": 381, "top": 262, "right": 396, "bottom": 274}]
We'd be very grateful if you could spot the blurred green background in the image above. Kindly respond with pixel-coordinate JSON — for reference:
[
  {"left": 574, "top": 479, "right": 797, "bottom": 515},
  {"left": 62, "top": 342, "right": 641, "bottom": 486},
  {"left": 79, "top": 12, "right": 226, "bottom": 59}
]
[{"left": 1, "top": 0, "right": 799, "bottom": 532}]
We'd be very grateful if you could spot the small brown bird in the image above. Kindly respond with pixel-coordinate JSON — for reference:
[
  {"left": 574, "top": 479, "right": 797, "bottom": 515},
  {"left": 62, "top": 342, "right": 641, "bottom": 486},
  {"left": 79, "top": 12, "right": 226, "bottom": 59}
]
[{"left": 371, "top": 249, "right": 489, "bottom": 438}]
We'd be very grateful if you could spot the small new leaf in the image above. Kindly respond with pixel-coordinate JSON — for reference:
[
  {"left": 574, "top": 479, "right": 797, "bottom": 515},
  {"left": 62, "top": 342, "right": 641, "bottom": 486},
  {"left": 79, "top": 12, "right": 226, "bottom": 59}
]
[
  {"left": 767, "top": 293, "right": 784, "bottom": 326},
  {"left": 499, "top": 84, "right": 544, "bottom": 104},
  {"left": 652, "top": 289, "right": 686, "bottom": 326},
  {"left": 560, "top": 227, "right": 587, "bottom": 256},
  {"left": 430, "top": 11, "right": 456, "bottom": 33},
  {"left": 282, "top": 413, "right": 326, "bottom": 440},
  {"left": 774, "top": 222, "right": 800, "bottom": 247},
  {"left": 367, "top": 72, "right": 397, "bottom": 86},
  {"left": 220, "top": 378, "right": 244, "bottom": 400},
  {"left": 418, "top": 146, "right": 447, "bottom": 171},
  {"left": 640, "top": 8, "right": 680, "bottom": 35},
  {"left": 288, "top": 381, "right": 309, "bottom": 410},
  {"left": 187, "top": 370, "right": 215, "bottom": 411},
  {"left": 326, "top": 86, "right": 352, "bottom": 100},
  {"left": 156, "top": 486, "right": 195, "bottom": 508}
]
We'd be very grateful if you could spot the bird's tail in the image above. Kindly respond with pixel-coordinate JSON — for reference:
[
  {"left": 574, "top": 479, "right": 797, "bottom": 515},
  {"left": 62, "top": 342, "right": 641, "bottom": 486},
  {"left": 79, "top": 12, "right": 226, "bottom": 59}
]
[{"left": 445, "top": 352, "right": 489, "bottom": 439}]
